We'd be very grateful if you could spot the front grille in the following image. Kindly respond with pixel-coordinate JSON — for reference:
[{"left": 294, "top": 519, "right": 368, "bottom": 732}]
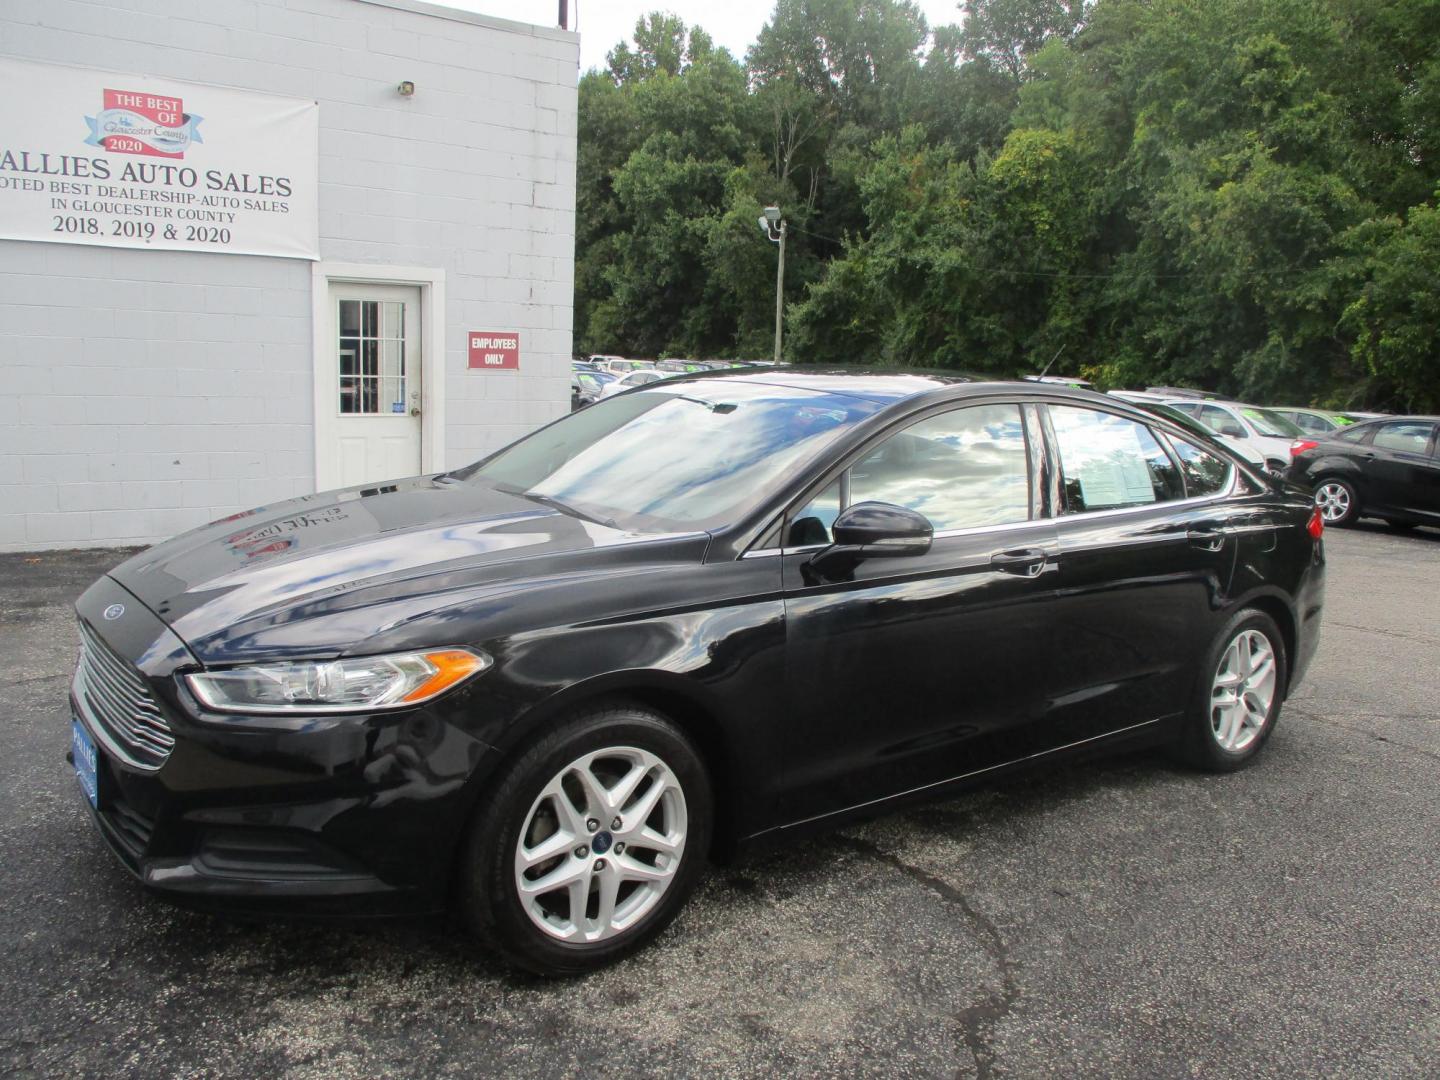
[{"left": 75, "top": 619, "right": 174, "bottom": 769}]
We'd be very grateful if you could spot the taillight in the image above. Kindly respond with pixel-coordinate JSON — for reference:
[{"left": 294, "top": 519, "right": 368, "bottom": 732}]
[
  {"left": 1307, "top": 506, "right": 1324, "bottom": 539},
  {"left": 1291, "top": 439, "right": 1318, "bottom": 456}
]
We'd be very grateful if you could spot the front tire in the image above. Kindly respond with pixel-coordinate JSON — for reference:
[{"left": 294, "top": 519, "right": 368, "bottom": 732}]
[
  {"left": 1175, "top": 609, "right": 1288, "bottom": 772},
  {"left": 1313, "top": 477, "right": 1358, "bottom": 527},
  {"left": 459, "top": 703, "right": 712, "bottom": 976}
]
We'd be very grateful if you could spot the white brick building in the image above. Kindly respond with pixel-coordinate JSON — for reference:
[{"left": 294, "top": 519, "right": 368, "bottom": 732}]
[{"left": 0, "top": 0, "right": 578, "bottom": 551}]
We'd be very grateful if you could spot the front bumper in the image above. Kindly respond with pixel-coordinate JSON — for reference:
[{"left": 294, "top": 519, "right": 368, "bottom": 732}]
[{"left": 70, "top": 576, "right": 495, "bottom": 914}]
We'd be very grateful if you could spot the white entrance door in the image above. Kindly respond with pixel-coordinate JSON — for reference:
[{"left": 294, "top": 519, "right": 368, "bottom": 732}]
[{"left": 319, "top": 283, "right": 423, "bottom": 489}]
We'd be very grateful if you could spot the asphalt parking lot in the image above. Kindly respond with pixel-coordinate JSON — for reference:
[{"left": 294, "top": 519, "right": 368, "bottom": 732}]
[{"left": 1, "top": 524, "right": 1437, "bottom": 1079}]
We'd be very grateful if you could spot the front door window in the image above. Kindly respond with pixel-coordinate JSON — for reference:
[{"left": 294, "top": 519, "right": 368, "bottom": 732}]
[{"left": 338, "top": 299, "right": 407, "bottom": 416}]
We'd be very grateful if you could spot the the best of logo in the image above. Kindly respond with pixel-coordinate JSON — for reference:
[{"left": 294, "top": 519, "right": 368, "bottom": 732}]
[{"left": 84, "top": 88, "right": 203, "bottom": 159}]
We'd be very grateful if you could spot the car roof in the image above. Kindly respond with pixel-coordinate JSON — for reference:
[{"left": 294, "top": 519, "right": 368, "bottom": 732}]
[
  {"left": 1162, "top": 398, "right": 1279, "bottom": 412},
  {"left": 659, "top": 366, "right": 1138, "bottom": 407},
  {"left": 1340, "top": 414, "right": 1440, "bottom": 425}
]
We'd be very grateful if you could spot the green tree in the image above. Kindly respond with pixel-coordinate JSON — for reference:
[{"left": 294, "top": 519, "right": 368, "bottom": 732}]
[{"left": 574, "top": 0, "right": 1440, "bottom": 408}]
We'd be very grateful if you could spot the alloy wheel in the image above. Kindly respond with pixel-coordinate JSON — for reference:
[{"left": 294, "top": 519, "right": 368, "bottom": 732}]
[
  {"left": 1314, "top": 481, "right": 1351, "bottom": 523},
  {"left": 1210, "top": 629, "right": 1278, "bottom": 753},
  {"left": 513, "top": 746, "right": 687, "bottom": 943}
]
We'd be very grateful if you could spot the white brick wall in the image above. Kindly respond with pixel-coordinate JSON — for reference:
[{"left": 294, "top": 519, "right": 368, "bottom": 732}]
[{"left": 0, "top": 0, "right": 578, "bottom": 551}]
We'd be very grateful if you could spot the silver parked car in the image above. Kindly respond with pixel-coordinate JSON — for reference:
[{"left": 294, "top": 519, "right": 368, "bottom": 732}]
[{"left": 1161, "top": 399, "right": 1305, "bottom": 474}]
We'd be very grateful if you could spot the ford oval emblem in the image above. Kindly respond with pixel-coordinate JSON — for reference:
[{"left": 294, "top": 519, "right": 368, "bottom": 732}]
[{"left": 102, "top": 604, "right": 125, "bottom": 621}]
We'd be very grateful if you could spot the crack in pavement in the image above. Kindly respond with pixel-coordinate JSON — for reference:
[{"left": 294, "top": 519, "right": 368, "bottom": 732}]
[
  {"left": 1324, "top": 620, "right": 1440, "bottom": 648},
  {"left": 833, "top": 834, "right": 1019, "bottom": 1080},
  {"left": 2, "top": 672, "right": 71, "bottom": 689},
  {"left": 1288, "top": 705, "right": 1440, "bottom": 764}
]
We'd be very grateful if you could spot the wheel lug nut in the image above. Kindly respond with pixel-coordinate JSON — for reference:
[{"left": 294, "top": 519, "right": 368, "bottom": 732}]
[
  {"left": 593, "top": 858, "right": 606, "bottom": 871},
  {"left": 611, "top": 817, "right": 622, "bottom": 830},
  {"left": 586, "top": 818, "right": 600, "bottom": 832},
  {"left": 613, "top": 842, "right": 625, "bottom": 855},
  {"left": 574, "top": 845, "right": 588, "bottom": 858}
]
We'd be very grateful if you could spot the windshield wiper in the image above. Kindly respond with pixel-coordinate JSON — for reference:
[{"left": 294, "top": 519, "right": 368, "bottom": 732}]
[
  {"left": 520, "top": 491, "right": 621, "bottom": 530},
  {"left": 676, "top": 395, "right": 737, "bottom": 414}
]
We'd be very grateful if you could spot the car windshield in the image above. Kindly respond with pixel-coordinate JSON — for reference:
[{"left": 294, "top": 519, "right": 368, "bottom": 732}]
[
  {"left": 450, "top": 381, "right": 883, "bottom": 531},
  {"left": 1241, "top": 408, "right": 1304, "bottom": 437}
]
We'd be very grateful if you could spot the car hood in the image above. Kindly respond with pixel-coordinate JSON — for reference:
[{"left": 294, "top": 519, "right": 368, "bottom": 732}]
[{"left": 108, "top": 475, "right": 706, "bottom": 663}]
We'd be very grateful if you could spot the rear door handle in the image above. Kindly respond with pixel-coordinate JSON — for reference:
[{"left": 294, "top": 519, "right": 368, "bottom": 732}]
[
  {"left": 1187, "top": 529, "right": 1226, "bottom": 552},
  {"left": 990, "top": 548, "right": 1047, "bottom": 577}
]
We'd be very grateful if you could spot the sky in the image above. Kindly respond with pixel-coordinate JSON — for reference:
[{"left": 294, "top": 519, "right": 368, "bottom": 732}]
[{"left": 439, "top": 1, "right": 966, "bottom": 74}]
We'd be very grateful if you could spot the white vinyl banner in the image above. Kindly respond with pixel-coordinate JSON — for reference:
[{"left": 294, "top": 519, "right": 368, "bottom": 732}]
[{"left": 0, "top": 59, "right": 319, "bottom": 259}]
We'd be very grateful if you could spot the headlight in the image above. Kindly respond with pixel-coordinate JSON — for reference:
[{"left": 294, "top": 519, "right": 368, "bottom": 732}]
[{"left": 185, "top": 648, "right": 491, "bottom": 714}]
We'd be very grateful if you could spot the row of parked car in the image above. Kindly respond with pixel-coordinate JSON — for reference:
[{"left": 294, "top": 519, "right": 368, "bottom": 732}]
[
  {"left": 1108, "top": 388, "right": 1437, "bottom": 531},
  {"left": 570, "top": 356, "right": 776, "bottom": 410}
]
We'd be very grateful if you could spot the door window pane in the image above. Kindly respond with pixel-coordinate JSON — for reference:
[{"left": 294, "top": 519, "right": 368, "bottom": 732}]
[
  {"left": 1372, "top": 422, "right": 1434, "bottom": 454},
  {"left": 337, "top": 299, "right": 405, "bottom": 415},
  {"left": 848, "top": 403, "right": 1030, "bottom": 531},
  {"left": 1168, "top": 436, "right": 1233, "bottom": 498},
  {"left": 1050, "top": 405, "right": 1184, "bottom": 512},
  {"left": 1198, "top": 405, "right": 1246, "bottom": 438}
]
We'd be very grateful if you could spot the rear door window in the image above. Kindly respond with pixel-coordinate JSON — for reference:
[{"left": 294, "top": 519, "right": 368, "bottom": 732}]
[
  {"left": 1372, "top": 421, "right": 1436, "bottom": 454},
  {"left": 1049, "top": 405, "right": 1184, "bottom": 513}
]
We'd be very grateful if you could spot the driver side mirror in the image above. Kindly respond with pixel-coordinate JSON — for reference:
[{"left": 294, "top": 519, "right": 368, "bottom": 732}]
[{"left": 808, "top": 501, "right": 933, "bottom": 581}]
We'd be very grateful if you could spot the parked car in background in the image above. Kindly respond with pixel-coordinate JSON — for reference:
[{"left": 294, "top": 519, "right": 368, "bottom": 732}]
[
  {"left": 1120, "top": 397, "right": 1270, "bottom": 473},
  {"left": 1146, "top": 386, "right": 1221, "bottom": 400},
  {"left": 599, "top": 369, "right": 667, "bottom": 397},
  {"left": 571, "top": 369, "right": 613, "bottom": 411},
  {"left": 655, "top": 359, "right": 712, "bottom": 374},
  {"left": 1287, "top": 416, "right": 1440, "bottom": 529},
  {"left": 590, "top": 356, "right": 657, "bottom": 376},
  {"left": 1269, "top": 407, "right": 1356, "bottom": 436},
  {"left": 1024, "top": 375, "right": 1095, "bottom": 389},
  {"left": 1162, "top": 399, "right": 1305, "bottom": 475},
  {"left": 69, "top": 372, "right": 1325, "bottom": 975}
]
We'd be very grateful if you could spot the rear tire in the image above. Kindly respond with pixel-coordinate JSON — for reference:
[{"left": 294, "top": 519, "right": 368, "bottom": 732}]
[
  {"left": 1175, "top": 609, "right": 1288, "bottom": 772},
  {"left": 458, "top": 702, "right": 712, "bottom": 976},
  {"left": 1313, "top": 477, "right": 1358, "bottom": 527}
]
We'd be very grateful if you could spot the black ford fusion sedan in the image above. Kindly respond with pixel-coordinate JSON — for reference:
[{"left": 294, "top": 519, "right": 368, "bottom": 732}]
[{"left": 70, "top": 372, "right": 1325, "bottom": 975}]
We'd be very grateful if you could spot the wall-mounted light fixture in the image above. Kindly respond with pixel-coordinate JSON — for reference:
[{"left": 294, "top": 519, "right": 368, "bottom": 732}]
[{"left": 397, "top": 80, "right": 415, "bottom": 97}]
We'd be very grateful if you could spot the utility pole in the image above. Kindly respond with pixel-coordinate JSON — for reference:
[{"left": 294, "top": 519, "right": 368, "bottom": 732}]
[{"left": 759, "top": 206, "right": 786, "bottom": 364}]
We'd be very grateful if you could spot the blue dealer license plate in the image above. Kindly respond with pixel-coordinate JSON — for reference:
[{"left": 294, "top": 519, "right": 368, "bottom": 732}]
[{"left": 72, "top": 719, "right": 99, "bottom": 808}]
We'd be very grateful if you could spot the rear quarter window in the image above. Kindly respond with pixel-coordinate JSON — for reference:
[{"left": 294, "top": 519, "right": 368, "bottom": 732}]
[{"left": 1167, "top": 436, "right": 1233, "bottom": 498}]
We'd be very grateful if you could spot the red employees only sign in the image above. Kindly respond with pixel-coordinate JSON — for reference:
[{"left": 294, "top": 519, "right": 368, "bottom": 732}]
[{"left": 468, "top": 331, "right": 520, "bottom": 370}]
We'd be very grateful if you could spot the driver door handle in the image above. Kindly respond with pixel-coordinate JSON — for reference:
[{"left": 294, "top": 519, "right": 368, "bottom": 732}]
[
  {"left": 1187, "top": 529, "right": 1226, "bottom": 551},
  {"left": 990, "top": 548, "right": 1047, "bottom": 577}
]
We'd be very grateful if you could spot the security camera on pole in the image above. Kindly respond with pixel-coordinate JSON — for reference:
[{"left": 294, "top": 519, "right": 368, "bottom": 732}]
[{"left": 757, "top": 206, "right": 786, "bottom": 364}]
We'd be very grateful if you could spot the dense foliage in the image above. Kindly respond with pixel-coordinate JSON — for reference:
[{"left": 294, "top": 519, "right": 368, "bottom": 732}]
[{"left": 575, "top": 0, "right": 1440, "bottom": 410}]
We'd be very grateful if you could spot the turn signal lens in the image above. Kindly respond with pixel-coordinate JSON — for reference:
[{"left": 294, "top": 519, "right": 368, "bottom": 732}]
[
  {"left": 1291, "top": 439, "right": 1318, "bottom": 456},
  {"left": 186, "top": 647, "right": 492, "bottom": 714},
  {"left": 1307, "top": 507, "right": 1324, "bottom": 540}
]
